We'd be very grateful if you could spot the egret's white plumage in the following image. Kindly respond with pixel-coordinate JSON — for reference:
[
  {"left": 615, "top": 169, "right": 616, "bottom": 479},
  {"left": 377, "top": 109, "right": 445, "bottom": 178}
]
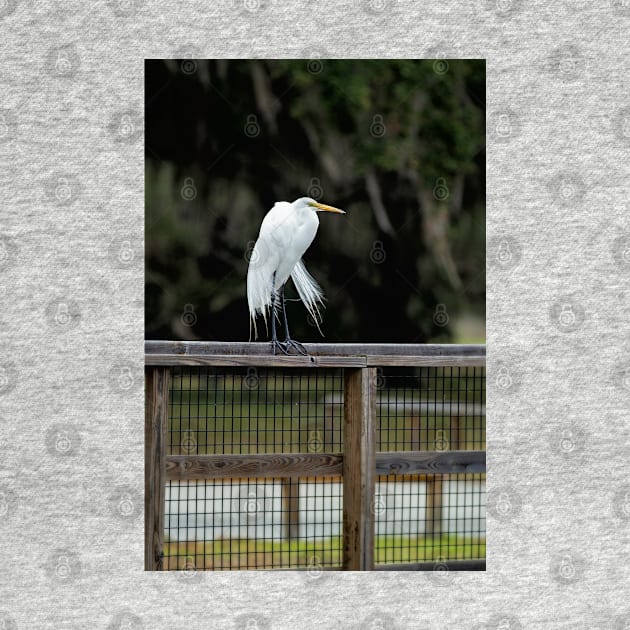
[{"left": 247, "top": 197, "right": 345, "bottom": 349}]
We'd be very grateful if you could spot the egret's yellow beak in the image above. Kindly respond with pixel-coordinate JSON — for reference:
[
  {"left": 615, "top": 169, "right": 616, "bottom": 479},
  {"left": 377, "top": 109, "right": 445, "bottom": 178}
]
[{"left": 310, "top": 202, "right": 345, "bottom": 214}]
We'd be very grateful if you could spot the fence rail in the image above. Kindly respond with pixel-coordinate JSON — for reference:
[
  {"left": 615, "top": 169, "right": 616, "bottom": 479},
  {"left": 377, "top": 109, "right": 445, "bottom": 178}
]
[
  {"left": 146, "top": 341, "right": 484, "bottom": 367},
  {"left": 145, "top": 341, "right": 486, "bottom": 571}
]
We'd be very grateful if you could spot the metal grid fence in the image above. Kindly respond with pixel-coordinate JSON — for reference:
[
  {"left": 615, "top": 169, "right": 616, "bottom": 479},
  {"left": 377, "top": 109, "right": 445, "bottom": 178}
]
[
  {"left": 145, "top": 342, "right": 486, "bottom": 571},
  {"left": 375, "top": 367, "right": 485, "bottom": 565},
  {"left": 164, "top": 367, "right": 344, "bottom": 570}
]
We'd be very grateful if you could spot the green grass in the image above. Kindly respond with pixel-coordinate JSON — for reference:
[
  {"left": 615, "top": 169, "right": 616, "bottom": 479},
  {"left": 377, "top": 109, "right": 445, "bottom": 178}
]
[
  {"left": 375, "top": 534, "right": 485, "bottom": 564},
  {"left": 163, "top": 535, "right": 485, "bottom": 570}
]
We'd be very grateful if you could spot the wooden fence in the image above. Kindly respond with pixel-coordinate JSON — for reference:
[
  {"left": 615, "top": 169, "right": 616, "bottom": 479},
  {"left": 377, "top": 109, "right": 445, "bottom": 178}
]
[{"left": 145, "top": 341, "right": 486, "bottom": 571}]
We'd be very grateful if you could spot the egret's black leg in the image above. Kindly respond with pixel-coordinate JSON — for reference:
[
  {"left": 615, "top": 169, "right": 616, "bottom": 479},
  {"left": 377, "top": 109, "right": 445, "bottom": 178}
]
[
  {"left": 270, "top": 273, "right": 284, "bottom": 355},
  {"left": 280, "top": 284, "right": 308, "bottom": 356}
]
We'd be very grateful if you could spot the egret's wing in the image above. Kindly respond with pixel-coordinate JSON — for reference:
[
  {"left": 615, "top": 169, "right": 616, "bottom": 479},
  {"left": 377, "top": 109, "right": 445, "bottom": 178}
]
[
  {"left": 247, "top": 234, "right": 280, "bottom": 339},
  {"left": 247, "top": 202, "right": 298, "bottom": 339},
  {"left": 259, "top": 202, "right": 294, "bottom": 249},
  {"left": 291, "top": 259, "right": 325, "bottom": 335}
]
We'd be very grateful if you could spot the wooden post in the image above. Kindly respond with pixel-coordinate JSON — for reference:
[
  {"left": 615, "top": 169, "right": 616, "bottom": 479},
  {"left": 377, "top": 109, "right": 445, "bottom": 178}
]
[
  {"left": 281, "top": 478, "right": 300, "bottom": 540},
  {"left": 145, "top": 367, "right": 170, "bottom": 570},
  {"left": 426, "top": 417, "right": 457, "bottom": 539},
  {"left": 343, "top": 368, "right": 376, "bottom": 570},
  {"left": 425, "top": 477, "right": 443, "bottom": 537},
  {"left": 450, "top": 415, "right": 464, "bottom": 451}
]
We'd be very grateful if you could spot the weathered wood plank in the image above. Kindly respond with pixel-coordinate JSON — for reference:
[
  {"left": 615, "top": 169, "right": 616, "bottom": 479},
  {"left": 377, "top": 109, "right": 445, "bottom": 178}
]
[
  {"left": 375, "top": 451, "right": 486, "bottom": 475},
  {"left": 145, "top": 367, "right": 170, "bottom": 571},
  {"left": 145, "top": 353, "right": 366, "bottom": 367},
  {"left": 164, "top": 450, "right": 485, "bottom": 480},
  {"left": 343, "top": 368, "right": 377, "bottom": 571},
  {"left": 375, "top": 559, "right": 485, "bottom": 571},
  {"left": 146, "top": 340, "right": 485, "bottom": 358},
  {"left": 366, "top": 355, "right": 485, "bottom": 367},
  {"left": 173, "top": 472, "right": 485, "bottom": 485},
  {"left": 165, "top": 453, "right": 343, "bottom": 480}
]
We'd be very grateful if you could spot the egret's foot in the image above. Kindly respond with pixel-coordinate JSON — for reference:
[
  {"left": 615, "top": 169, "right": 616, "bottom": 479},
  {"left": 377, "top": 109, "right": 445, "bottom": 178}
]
[
  {"left": 270, "top": 339, "right": 285, "bottom": 355},
  {"left": 282, "top": 338, "right": 308, "bottom": 356}
]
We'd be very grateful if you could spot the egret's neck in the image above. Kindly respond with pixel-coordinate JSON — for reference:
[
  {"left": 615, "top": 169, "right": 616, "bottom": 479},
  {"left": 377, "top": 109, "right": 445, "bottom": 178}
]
[{"left": 296, "top": 207, "right": 319, "bottom": 226}]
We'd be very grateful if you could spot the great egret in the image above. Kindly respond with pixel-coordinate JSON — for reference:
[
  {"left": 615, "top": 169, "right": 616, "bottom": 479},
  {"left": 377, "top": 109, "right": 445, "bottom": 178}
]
[{"left": 247, "top": 197, "right": 345, "bottom": 355}]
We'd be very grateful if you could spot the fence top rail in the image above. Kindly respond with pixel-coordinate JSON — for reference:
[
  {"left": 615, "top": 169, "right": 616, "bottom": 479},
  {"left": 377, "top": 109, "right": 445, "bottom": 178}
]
[{"left": 145, "top": 341, "right": 485, "bottom": 367}]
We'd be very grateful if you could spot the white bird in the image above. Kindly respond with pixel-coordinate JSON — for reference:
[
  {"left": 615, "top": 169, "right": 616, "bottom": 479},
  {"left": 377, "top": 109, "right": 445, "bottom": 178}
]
[{"left": 247, "top": 197, "right": 345, "bottom": 354}]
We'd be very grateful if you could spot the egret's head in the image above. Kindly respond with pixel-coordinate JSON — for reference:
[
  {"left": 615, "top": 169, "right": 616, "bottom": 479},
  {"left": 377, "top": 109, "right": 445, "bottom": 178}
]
[{"left": 294, "top": 197, "right": 345, "bottom": 214}]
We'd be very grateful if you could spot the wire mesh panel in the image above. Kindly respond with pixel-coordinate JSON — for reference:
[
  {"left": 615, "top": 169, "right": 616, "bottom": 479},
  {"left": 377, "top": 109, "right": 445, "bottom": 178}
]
[
  {"left": 154, "top": 359, "right": 486, "bottom": 570},
  {"left": 168, "top": 367, "right": 344, "bottom": 455},
  {"left": 375, "top": 366, "right": 486, "bottom": 565},
  {"left": 164, "top": 477, "right": 343, "bottom": 570},
  {"left": 163, "top": 367, "right": 344, "bottom": 570}
]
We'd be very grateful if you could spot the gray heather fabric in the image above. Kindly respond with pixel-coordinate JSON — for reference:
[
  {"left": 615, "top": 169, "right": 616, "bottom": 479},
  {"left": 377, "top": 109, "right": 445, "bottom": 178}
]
[{"left": 1, "top": 1, "right": 629, "bottom": 628}]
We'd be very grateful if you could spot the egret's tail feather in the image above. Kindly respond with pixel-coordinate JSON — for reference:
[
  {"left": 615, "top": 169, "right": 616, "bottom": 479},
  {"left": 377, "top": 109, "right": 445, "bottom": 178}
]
[
  {"left": 247, "top": 287, "right": 271, "bottom": 341},
  {"left": 291, "top": 259, "right": 325, "bottom": 336}
]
